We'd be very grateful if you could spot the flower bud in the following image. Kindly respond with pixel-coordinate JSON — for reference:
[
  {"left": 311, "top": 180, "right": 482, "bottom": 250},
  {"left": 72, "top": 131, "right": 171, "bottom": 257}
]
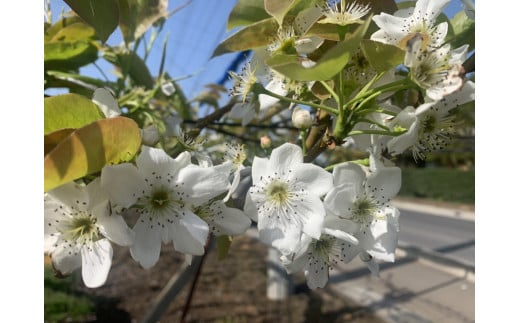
[
  {"left": 291, "top": 107, "right": 312, "bottom": 129},
  {"left": 141, "top": 125, "right": 160, "bottom": 146},
  {"left": 161, "top": 81, "right": 176, "bottom": 96},
  {"left": 260, "top": 135, "right": 271, "bottom": 149}
]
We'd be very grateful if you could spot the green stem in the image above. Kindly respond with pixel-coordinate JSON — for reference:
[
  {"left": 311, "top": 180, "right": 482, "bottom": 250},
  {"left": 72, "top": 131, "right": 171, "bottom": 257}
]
[
  {"left": 347, "top": 129, "right": 406, "bottom": 136},
  {"left": 357, "top": 118, "right": 390, "bottom": 131},
  {"left": 324, "top": 158, "right": 370, "bottom": 171},
  {"left": 344, "top": 79, "right": 412, "bottom": 109},
  {"left": 319, "top": 81, "right": 339, "bottom": 104},
  {"left": 255, "top": 84, "right": 338, "bottom": 115},
  {"left": 337, "top": 71, "right": 345, "bottom": 121},
  {"left": 300, "top": 129, "right": 308, "bottom": 155}
]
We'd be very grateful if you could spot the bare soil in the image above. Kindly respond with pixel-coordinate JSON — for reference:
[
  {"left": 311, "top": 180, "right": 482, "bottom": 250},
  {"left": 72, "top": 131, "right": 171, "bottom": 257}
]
[{"left": 65, "top": 233, "right": 385, "bottom": 323}]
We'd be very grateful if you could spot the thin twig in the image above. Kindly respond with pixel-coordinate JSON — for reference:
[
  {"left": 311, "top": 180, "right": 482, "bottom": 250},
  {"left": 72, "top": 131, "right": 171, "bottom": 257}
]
[{"left": 140, "top": 256, "right": 203, "bottom": 323}]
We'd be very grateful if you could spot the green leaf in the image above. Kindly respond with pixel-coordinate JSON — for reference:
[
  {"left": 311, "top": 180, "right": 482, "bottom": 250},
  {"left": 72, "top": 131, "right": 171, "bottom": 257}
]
[
  {"left": 44, "top": 40, "right": 98, "bottom": 71},
  {"left": 44, "top": 94, "right": 104, "bottom": 135},
  {"left": 103, "top": 50, "right": 155, "bottom": 89},
  {"left": 360, "top": 39, "right": 404, "bottom": 72},
  {"left": 44, "top": 117, "right": 142, "bottom": 192},
  {"left": 45, "top": 70, "right": 112, "bottom": 89},
  {"left": 49, "top": 22, "right": 96, "bottom": 42},
  {"left": 266, "top": 17, "right": 371, "bottom": 81},
  {"left": 64, "top": 0, "right": 120, "bottom": 43},
  {"left": 44, "top": 17, "right": 84, "bottom": 42},
  {"left": 361, "top": 0, "right": 398, "bottom": 14},
  {"left": 216, "top": 235, "right": 232, "bottom": 260},
  {"left": 118, "top": 0, "right": 168, "bottom": 43},
  {"left": 448, "top": 11, "right": 474, "bottom": 51},
  {"left": 265, "top": 0, "right": 295, "bottom": 26},
  {"left": 213, "top": 18, "right": 278, "bottom": 57},
  {"left": 227, "top": 0, "right": 270, "bottom": 30}
]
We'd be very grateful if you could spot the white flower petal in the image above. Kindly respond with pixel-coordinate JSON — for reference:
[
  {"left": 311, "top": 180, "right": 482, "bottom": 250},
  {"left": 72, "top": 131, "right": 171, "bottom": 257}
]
[
  {"left": 332, "top": 162, "right": 366, "bottom": 189},
  {"left": 137, "top": 146, "right": 186, "bottom": 178},
  {"left": 51, "top": 245, "right": 82, "bottom": 275},
  {"left": 366, "top": 166, "right": 402, "bottom": 202},
  {"left": 298, "top": 195, "right": 325, "bottom": 240},
  {"left": 47, "top": 181, "right": 88, "bottom": 211},
  {"left": 269, "top": 143, "right": 303, "bottom": 175},
  {"left": 259, "top": 225, "right": 301, "bottom": 254},
  {"left": 243, "top": 193, "right": 258, "bottom": 222},
  {"left": 251, "top": 156, "right": 270, "bottom": 184},
  {"left": 291, "top": 163, "right": 333, "bottom": 197},
  {"left": 305, "top": 258, "right": 329, "bottom": 289},
  {"left": 130, "top": 218, "right": 163, "bottom": 269},
  {"left": 178, "top": 165, "right": 230, "bottom": 205},
  {"left": 101, "top": 163, "right": 144, "bottom": 208},
  {"left": 173, "top": 210, "right": 209, "bottom": 255},
  {"left": 324, "top": 185, "right": 356, "bottom": 218},
  {"left": 213, "top": 203, "right": 251, "bottom": 235},
  {"left": 97, "top": 212, "right": 135, "bottom": 246},
  {"left": 81, "top": 239, "right": 113, "bottom": 288},
  {"left": 92, "top": 88, "right": 121, "bottom": 118}
]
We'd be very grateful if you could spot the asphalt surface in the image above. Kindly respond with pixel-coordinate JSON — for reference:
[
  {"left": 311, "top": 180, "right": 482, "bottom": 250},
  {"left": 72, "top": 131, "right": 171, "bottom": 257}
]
[{"left": 327, "top": 198, "right": 475, "bottom": 323}]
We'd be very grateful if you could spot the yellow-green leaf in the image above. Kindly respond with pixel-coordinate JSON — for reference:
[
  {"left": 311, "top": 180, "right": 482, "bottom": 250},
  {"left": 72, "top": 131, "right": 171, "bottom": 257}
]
[
  {"left": 49, "top": 22, "right": 97, "bottom": 42},
  {"left": 118, "top": 0, "right": 168, "bottom": 43},
  {"left": 227, "top": 0, "right": 270, "bottom": 30},
  {"left": 265, "top": 0, "right": 295, "bottom": 26},
  {"left": 216, "top": 235, "right": 233, "bottom": 260},
  {"left": 213, "top": 18, "right": 278, "bottom": 57},
  {"left": 448, "top": 11, "right": 474, "bottom": 51},
  {"left": 44, "top": 117, "right": 142, "bottom": 192},
  {"left": 64, "top": 0, "right": 120, "bottom": 43},
  {"left": 44, "top": 17, "right": 84, "bottom": 42},
  {"left": 44, "top": 40, "right": 98, "bottom": 70},
  {"left": 44, "top": 129, "right": 75, "bottom": 155},
  {"left": 44, "top": 94, "right": 104, "bottom": 135},
  {"left": 360, "top": 39, "right": 404, "bottom": 72},
  {"left": 266, "top": 17, "right": 370, "bottom": 81}
]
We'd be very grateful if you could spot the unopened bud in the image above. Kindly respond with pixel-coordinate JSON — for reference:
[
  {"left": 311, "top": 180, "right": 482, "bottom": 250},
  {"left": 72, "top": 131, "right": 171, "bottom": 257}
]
[
  {"left": 292, "top": 107, "right": 312, "bottom": 129},
  {"left": 141, "top": 125, "right": 160, "bottom": 146},
  {"left": 161, "top": 81, "right": 176, "bottom": 96},
  {"left": 260, "top": 135, "right": 271, "bottom": 149}
]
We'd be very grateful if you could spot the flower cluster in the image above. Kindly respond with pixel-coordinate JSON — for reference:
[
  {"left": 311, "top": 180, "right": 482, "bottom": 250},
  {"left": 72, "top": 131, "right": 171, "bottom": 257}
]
[{"left": 44, "top": 0, "right": 474, "bottom": 291}]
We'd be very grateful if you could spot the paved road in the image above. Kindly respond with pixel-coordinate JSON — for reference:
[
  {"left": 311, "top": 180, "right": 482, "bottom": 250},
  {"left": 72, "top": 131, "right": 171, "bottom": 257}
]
[
  {"left": 398, "top": 208, "right": 475, "bottom": 266},
  {"left": 325, "top": 201, "right": 475, "bottom": 323}
]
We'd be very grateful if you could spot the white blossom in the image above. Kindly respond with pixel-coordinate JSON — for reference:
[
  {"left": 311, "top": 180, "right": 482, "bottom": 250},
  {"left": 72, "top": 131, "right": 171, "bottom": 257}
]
[
  {"left": 371, "top": 0, "right": 450, "bottom": 50},
  {"left": 101, "top": 146, "right": 230, "bottom": 268},
  {"left": 244, "top": 143, "right": 333, "bottom": 253},
  {"left": 45, "top": 178, "right": 134, "bottom": 288}
]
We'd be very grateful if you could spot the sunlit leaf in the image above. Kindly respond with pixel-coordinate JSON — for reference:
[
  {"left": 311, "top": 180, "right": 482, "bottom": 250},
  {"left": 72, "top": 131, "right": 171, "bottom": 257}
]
[
  {"left": 44, "top": 16, "right": 84, "bottom": 42},
  {"left": 44, "top": 117, "right": 142, "bottom": 192},
  {"left": 118, "top": 0, "right": 168, "bottom": 43},
  {"left": 213, "top": 18, "right": 278, "bottom": 57},
  {"left": 265, "top": 0, "right": 295, "bottom": 26},
  {"left": 266, "top": 17, "right": 370, "bottom": 81},
  {"left": 44, "top": 41, "right": 98, "bottom": 70},
  {"left": 64, "top": 0, "right": 120, "bottom": 43},
  {"left": 44, "top": 94, "right": 104, "bottom": 135},
  {"left": 216, "top": 235, "right": 233, "bottom": 260},
  {"left": 44, "top": 128, "right": 75, "bottom": 155},
  {"left": 227, "top": 0, "right": 270, "bottom": 30},
  {"left": 448, "top": 11, "right": 474, "bottom": 51},
  {"left": 360, "top": 39, "right": 404, "bottom": 72},
  {"left": 45, "top": 70, "right": 112, "bottom": 90},
  {"left": 49, "top": 22, "right": 96, "bottom": 42}
]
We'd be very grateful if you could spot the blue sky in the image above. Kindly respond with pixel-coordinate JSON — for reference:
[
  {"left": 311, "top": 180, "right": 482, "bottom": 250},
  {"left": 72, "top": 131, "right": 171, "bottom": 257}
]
[{"left": 48, "top": 0, "right": 473, "bottom": 100}]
